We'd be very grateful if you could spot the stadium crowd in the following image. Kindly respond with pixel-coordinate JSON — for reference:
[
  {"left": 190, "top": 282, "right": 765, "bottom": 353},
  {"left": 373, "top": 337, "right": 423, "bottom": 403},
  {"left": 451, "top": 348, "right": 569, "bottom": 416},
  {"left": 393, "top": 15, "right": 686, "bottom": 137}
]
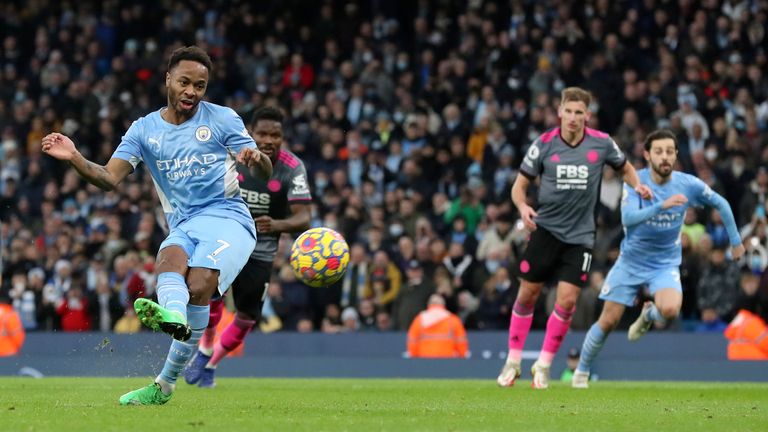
[{"left": 1, "top": 0, "right": 768, "bottom": 335}]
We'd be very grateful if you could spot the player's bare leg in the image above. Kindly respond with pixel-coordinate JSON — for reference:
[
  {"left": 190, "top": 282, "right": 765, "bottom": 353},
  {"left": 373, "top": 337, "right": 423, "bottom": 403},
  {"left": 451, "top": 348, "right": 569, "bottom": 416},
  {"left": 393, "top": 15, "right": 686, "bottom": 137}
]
[
  {"left": 628, "top": 288, "right": 680, "bottom": 341},
  {"left": 573, "top": 301, "right": 625, "bottom": 389}
]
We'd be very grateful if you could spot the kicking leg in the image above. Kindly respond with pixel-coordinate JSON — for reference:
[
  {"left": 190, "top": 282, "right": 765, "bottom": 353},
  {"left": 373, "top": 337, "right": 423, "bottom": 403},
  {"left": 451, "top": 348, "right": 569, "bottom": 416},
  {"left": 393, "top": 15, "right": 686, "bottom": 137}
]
[
  {"left": 120, "top": 267, "right": 217, "bottom": 405},
  {"left": 135, "top": 246, "right": 191, "bottom": 341}
]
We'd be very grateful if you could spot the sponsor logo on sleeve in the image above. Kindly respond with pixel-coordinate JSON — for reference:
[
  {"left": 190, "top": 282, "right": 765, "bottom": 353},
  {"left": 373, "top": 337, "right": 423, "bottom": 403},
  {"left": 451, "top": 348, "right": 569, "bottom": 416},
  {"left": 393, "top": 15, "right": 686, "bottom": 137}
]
[
  {"left": 291, "top": 174, "right": 310, "bottom": 195},
  {"left": 523, "top": 144, "right": 539, "bottom": 168}
]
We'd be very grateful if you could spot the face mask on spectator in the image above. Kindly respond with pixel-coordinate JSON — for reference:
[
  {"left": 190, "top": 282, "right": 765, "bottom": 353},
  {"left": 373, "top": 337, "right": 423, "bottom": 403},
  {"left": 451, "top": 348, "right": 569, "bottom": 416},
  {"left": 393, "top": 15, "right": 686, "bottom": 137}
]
[
  {"left": 705, "top": 148, "right": 718, "bottom": 162},
  {"left": 732, "top": 161, "right": 745, "bottom": 177},
  {"left": 389, "top": 224, "right": 403, "bottom": 237},
  {"left": 486, "top": 260, "right": 501, "bottom": 273}
]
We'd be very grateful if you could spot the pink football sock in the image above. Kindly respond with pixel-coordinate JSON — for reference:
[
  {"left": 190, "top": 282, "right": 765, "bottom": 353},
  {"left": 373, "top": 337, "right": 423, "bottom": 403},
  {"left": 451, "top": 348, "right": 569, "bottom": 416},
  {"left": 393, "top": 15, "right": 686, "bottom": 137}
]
[
  {"left": 199, "top": 298, "right": 225, "bottom": 353},
  {"left": 507, "top": 301, "right": 535, "bottom": 362},
  {"left": 207, "top": 315, "right": 256, "bottom": 368},
  {"left": 539, "top": 303, "right": 575, "bottom": 365}
]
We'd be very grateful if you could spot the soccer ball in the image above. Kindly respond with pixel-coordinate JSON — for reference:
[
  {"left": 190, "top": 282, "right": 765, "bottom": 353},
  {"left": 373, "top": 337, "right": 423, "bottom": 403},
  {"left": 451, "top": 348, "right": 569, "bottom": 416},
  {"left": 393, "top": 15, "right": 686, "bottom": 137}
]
[{"left": 290, "top": 227, "right": 350, "bottom": 287}]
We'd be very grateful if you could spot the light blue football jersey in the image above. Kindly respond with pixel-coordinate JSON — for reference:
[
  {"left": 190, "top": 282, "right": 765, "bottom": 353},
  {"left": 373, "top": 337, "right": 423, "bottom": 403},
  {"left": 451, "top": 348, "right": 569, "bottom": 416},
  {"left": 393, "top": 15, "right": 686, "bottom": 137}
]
[
  {"left": 112, "top": 101, "right": 257, "bottom": 236},
  {"left": 618, "top": 168, "right": 740, "bottom": 272}
]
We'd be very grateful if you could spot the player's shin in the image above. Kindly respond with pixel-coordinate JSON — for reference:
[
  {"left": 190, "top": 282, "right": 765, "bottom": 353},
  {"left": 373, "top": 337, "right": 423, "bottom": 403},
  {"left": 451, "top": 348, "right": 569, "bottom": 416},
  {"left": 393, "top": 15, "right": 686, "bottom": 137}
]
[
  {"left": 577, "top": 322, "right": 608, "bottom": 373},
  {"left": 507, "top": 300, "right": 535, "bottom": 362},
  {"left": 157, "top": 304, "right": 209, "bottom": 394},
  {"left": 207, "top": 315, "right": 256, "bottom": 368},
  {"left": 539, "top": 303, "right": 575, "bottom": 366},
  {"left": 200, "top": 298, "right": 225, "bottom": 355}
]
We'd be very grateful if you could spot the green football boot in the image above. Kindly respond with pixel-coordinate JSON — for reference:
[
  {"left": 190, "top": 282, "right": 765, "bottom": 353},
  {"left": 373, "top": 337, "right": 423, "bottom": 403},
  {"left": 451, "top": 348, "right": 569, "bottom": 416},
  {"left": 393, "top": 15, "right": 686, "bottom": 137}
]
[
  {"left": 134, "top": 298, "right": 191, "bottom": 341},
  {"left": 119, "top": 383, "right": 172, "bottom": 406}
]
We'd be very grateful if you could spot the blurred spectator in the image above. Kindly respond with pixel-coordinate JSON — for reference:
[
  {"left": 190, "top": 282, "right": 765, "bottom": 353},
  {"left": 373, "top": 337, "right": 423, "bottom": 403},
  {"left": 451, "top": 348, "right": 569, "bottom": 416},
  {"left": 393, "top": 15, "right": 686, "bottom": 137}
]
[
  {"left": 696, "top": 245, "right": 741, "bottom": 330},
  {"left": 88, "top": 272, "right": 123, "bottom": 332},
  {"left": 55, "top": 287, "right": 90, "bottom": 332},
  {"left": 1, "top": 0, "right": 766, "bottom": 334},
  {"left": 392, "top": 260, "right": 434, "bottom": 330},
  {"left": 406, "top": 294, "right": 468, "bottom": 358},
  {"left": 113, "top": 308, "right": 142, "bottom": 334},
  {"left": 445, "top": 186, "right": 485, "bottom": 236},
  {"left": 737, "top": 271, "right": 768, "bottom": 322},
  {"left": 475, "top": 266, "right": 514, "bottom": 330},
  {"left": 681, "top": 208, "right": 706, "bottom": 246},
  {"left": 477, "top": 211, "right": 512, "bottom": 258},
  {"left": 456, "top": 290, "right": 479, "bottom": 330},
  {"left": 739, "top": 166, "right": 768, "bottom": 227},
  {"left": 321, "top": 303, "right": 343, "bottom": 334},
  {"left": 0, "top": 291, "right": 25, "bottom": 356},
  {"left": 363, "top": 250, "right": 401, "bottom": 311},
  {"left": 341, "top": 307, "right": 360, "bottom": 332},
  {"left": 357, "top": 299, "right": 377, "bottom": 332},
  {"left": 559, "top": 347, "right": 581, "bottom": 382}
]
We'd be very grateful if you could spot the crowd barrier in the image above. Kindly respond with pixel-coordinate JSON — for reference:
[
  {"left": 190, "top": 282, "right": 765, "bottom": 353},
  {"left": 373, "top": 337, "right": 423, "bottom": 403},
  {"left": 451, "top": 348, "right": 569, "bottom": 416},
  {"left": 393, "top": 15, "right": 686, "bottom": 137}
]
[{"left": 1, "top": 331, "right": 765, "bottom": 382}]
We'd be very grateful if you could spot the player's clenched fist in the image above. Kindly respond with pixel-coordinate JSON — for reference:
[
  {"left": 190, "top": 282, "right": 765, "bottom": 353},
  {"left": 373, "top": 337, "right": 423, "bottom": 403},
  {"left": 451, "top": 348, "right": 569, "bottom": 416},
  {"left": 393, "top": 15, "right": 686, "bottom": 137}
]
[
  {"left": 236, "top": 147, "right": 262, "bottom": 167},
  {"left": 661, "top": 193, "right": 688, "bottom": 209},
  {"left": 41, "top": 133, "right": 77, "bottom": 161},
  {"left": 255, "top": 215, "right": 273, "bottom": 233}
]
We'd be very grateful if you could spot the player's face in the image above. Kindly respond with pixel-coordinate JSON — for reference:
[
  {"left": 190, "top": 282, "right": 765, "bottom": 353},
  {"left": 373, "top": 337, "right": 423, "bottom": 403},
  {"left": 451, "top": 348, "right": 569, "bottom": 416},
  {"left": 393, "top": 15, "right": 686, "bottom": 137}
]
[
  {"left": 558, "top": 100, "right": 590, "bottom": 134},
  {"left": 645, "top": 138, "right": 677, "bottom": 178},
  {"left": 165, "top": 60, "right": 209, "bottom": 116},
  {"left": 251, "top": 119, "right": 283, "bottom": 163}
]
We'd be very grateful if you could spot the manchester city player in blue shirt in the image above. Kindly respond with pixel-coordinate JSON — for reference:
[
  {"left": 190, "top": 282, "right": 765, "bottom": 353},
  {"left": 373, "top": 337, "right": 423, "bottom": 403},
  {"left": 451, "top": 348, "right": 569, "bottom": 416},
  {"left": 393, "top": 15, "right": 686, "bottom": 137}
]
[
  {"left": 571, "top": 129, "right": 745, "bottom": 388},
  {"left": 42, "top": 46, "right": 272, "bottom": 405}
]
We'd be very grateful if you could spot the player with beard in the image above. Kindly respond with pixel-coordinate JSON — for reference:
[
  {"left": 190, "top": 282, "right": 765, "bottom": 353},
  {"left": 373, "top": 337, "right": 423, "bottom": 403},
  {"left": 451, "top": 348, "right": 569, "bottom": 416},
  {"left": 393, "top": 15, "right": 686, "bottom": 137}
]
[
  {"left": 183, "top": 106, "right": 312, "bottom": 388},
  {"left": 43, "top": 46, "right": 272, "bottom": 405},
  {"left": 571, "top": 129, "right": 745, "bottom": 388}
]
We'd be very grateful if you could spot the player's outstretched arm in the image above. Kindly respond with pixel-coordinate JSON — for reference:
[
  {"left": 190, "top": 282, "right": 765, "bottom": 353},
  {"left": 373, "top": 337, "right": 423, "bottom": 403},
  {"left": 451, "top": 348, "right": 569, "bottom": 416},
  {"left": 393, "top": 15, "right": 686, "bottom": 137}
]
[
  {"left": 42, "top": 133, "right": 132, "bottom": 191},
  {"left": 704, "top": 189, "right": 745, "bottom": 259},
  {"left": 620, "top": 186, "right": 678, "bottom": 227},
  {"left": 237, "top": 148, "right": 273, "bottom": 181}
]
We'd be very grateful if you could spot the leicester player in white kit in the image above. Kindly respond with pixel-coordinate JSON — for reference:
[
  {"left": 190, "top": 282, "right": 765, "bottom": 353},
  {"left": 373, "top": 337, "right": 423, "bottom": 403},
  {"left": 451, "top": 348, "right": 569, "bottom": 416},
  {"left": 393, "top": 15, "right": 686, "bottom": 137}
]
[
  {"left": 571, "top": 129, "right": 744, "bottom": 388},
  {"left": 497, "top": 87, "right": 652, "bottom": 389},
  {"left": 183, "top": 106, "right": 312, "bottom": 388},
  {"left": 42, "top": 46, "right": 272, "bottom": 405}
]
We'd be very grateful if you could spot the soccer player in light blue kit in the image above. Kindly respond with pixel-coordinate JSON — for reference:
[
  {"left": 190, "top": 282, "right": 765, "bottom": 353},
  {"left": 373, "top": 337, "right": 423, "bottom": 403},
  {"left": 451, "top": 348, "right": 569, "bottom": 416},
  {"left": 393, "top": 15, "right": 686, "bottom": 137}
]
[
  {"left": 571, "top": 129, "right": 745, "bottom": 388},
  {"left": 41, "top": 46, "right": 272, "bottom": 405}
]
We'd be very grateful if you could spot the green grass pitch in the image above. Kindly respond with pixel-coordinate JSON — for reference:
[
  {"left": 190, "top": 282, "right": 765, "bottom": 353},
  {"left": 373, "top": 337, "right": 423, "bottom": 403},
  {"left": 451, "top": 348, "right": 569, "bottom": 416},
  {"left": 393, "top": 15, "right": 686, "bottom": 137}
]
[{"left": 1, "top": 377, "right": 766, "bottom": 431}]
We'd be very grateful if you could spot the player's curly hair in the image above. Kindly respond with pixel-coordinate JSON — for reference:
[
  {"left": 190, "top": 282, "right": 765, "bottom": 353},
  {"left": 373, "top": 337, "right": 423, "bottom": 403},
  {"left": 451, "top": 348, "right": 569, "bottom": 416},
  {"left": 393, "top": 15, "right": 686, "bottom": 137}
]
[
  {"left": 168, "top": 46, "right": 213, "bottom": 73},
  {"left": 643, "top": 129, "right": 678, "bottom": 151},
  {"left": 250, "top": 106, "right": 284, "bottom": 126}
]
